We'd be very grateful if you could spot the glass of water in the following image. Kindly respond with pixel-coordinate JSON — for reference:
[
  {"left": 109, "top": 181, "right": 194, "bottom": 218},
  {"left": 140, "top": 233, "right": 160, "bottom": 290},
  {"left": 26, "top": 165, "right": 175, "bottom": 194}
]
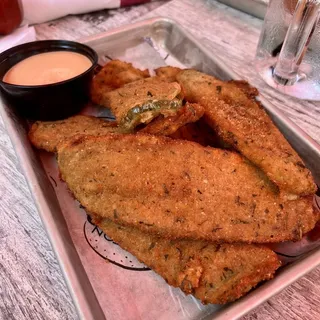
[{"left": 255, "top": 0, "right": 320, "bottom": 100}]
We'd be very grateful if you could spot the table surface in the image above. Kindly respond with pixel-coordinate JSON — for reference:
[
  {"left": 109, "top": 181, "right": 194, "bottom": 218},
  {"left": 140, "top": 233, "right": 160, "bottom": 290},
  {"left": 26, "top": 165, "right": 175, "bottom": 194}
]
[{"left": 1, "top": 0, "right": 320, "bottom": 319}]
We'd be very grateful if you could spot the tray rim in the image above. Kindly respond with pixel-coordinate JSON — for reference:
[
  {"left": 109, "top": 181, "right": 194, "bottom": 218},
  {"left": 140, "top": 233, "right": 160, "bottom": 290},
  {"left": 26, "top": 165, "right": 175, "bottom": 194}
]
[
  {"left": 1, "top": 16, "right": 320, "bottom": 320},
  {"left": 216, "top": 0, "right": 268, "bottom": 19},
  {"left": 0, "top": 106, "right": 107, "bottom": 320}
]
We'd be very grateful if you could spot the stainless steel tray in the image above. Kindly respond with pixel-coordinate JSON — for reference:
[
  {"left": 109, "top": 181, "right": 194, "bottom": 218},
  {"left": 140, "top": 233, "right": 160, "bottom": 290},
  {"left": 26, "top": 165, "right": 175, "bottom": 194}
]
[
  {"left": 1, "top": 17, "right": 320, "bottom": 320},
  {"left": 217, "top": 0, "right": 268, "bottom": 19}
]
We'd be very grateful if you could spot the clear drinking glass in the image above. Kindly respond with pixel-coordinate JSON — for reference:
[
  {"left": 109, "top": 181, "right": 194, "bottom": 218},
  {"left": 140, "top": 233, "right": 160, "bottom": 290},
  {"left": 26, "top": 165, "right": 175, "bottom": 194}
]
[{"left": 255, "top": 0, "right": 320, "bottom": 100}]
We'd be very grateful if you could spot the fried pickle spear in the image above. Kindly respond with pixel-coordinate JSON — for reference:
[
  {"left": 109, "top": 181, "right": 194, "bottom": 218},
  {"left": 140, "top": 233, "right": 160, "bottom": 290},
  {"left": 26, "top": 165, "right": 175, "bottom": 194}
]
[
  {"left": 100, "top": 77, "right": 183, "bottom": 132},
  {"left": 140, "top": 102, "right": 204, "bottom": 136},
  {"left": 177, "top": 70, "right": 317, "bottom": 197},
  {"left": 91, "top": 60, "right": 150, "bottom": 105},
  {"left": 93, "top": 217, "right": 280, "bottom": 304},
  {"left": 57, "top": 134, "right": 319, "bottom": 243},
  {"left": 29, "top": 115, "right": 119, "bottom": 153},
  {"left": 29, "top": 106, "right": 205, "bottom": 153}
]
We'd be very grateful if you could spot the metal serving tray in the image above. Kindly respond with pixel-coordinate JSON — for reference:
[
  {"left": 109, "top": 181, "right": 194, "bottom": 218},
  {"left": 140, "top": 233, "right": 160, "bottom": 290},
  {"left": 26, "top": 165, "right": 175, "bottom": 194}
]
[
  {"left": 1, "top": 17, "right": 320, "bottom": 320},
  {"left": 217, "top": 0, "right": 268, "bottom": 19}
]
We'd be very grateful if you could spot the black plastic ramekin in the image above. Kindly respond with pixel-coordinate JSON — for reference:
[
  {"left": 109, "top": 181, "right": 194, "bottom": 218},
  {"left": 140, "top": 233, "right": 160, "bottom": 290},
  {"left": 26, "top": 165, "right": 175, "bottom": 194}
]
[{"left": 0, "top": 40, "right": 98, "bottom": 120}]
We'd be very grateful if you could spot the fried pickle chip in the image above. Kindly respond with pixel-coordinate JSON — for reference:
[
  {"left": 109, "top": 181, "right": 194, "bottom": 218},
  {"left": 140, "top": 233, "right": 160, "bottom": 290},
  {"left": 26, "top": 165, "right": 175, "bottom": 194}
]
[
  {"left": 57, "top": 134, "right": 319, "bottom": 243},
  {"left": 29, "top": 115, "right": 119, "bottom": 153},
  {"left": 177, "top": 69, "right": 317, "bottom": 197},
  {"left": 140, "top": 102, "right": 204, "bottom": 136},
  {"left": 91, "top": 60, "right": 150, "bottom": 105},
  {"left": 100, "top": 77, "right": 183, "bottom": 132},
  {"left": 155, "top": 66, "right": 182, "bottom": 82},
  {"left": 93, "top": 217, "right": 280, "bottom": 304}
]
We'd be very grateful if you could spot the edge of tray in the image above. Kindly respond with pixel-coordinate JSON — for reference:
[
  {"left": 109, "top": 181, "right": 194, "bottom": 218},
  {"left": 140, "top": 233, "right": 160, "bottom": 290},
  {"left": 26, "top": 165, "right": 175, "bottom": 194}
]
[
  {"left": 0, "top": 104, "right": 106, "bottom": 320},
  {"left": 211, "top": 245, "right": 320, "bottom": 320},
  {"left": 0, "top": 105, "right": 106, "bottom": 318},
  {"left": 216, "top": 0, "right": 268, "bottom": 19}
]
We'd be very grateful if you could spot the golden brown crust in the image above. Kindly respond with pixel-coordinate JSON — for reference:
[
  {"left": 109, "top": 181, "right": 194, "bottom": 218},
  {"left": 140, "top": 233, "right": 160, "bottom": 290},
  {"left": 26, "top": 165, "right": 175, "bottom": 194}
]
[
  {"left": 227, "top": 80, "right": 259, "bottom": 99},
  {"left": 28, "top": 105, "right": 204, "bottom": 154},
  {"left": 100, "top": 77, "right": 183, "bottom": 131},
  {"left": 140, "top": 102, "right": 204, "bottom": 135},
  {"left": 57, "top": 133, "right": 318, "bottom": 243},
  {"left": 177, "top": 69, "right": 317, "bottom": 197},
  {"left": 155, "top": 66, "right": 183, "bottom": 82},
  {"left": 91, "top": 60, "right": 150, "bottom": 105},
  {"left": 94, "top": 218, "right": 281, "bottom": 304},
  {"left": 28, "top": 115, "right": 119, "bottom": 153}
]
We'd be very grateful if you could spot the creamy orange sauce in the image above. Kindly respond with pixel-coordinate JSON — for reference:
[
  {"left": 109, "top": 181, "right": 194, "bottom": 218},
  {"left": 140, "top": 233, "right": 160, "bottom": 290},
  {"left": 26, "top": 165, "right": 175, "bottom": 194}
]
[{"left": 3, "top": 51, "right": 92, "bottom": 85}]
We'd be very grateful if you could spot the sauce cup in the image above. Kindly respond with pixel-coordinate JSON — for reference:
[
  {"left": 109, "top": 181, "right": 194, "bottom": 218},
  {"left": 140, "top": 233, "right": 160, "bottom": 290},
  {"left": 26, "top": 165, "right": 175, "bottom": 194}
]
[{"left": 0, "top": 40, "right": 98, "bottom": 120}]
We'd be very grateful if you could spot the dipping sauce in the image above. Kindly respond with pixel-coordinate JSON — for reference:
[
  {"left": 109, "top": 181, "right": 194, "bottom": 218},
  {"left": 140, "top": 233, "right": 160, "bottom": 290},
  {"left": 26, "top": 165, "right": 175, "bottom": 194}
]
[{"left": 3, "top": 51, "right": 93, "bottom": 86}]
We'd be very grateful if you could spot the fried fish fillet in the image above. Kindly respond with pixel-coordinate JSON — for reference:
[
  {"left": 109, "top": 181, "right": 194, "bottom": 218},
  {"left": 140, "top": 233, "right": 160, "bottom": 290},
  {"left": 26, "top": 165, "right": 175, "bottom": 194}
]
[
  {"left": 140, "top": 102, "right": 204, "bottom": 136},
  {"left": 93, "top": 217, "right": 280, "bottom": 304},
  {"left": 57, "top": 134, "right": 319, "bottom": 243},
  {"left": 91, "top": 60, "right": 150, "bottom": 105},
  {"left": 177, "top": 70, "right": 317, "bottom": 197},
  {"left": 29, "top": 115, "right": 119, "bottom": 153},
  {"left": 100, "top": 77, "right": 183, "bottom": 132}
]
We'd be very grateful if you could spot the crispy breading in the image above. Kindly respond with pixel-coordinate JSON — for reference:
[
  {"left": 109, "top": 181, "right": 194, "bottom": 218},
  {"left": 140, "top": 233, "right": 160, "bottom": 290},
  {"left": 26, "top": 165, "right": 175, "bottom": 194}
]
[
  {"left": 28, "top": 115, "right": 119, "bottom": 153},
  {"left": 227, "top": 80, "right": 259, "bottom": 99},
  {"left": 57, "top": 134, "right": 319, "bottom": 243},
  {"left": 28, "top": 105, "right": 203, "bottom": 153},
  {"left": 91, "top": 60, "right": 150, "bottom": 105},
  {"left": 176, "top": 69, "right": 317, "bottom": 197},
  {"left": 140, "top": 102, "right": 204, "bottom": 135},
  {"left": 155, "top": 66, "right": 182, "bottom": 82},
  {"left": 93, "top": 217, "right": 280, "bottom": 304},
  {"left": 100, "top": 77, "right": 183, "bottom": 131},
  {"left": 170, "top": 118, "right": 220, "bottom": 147}
]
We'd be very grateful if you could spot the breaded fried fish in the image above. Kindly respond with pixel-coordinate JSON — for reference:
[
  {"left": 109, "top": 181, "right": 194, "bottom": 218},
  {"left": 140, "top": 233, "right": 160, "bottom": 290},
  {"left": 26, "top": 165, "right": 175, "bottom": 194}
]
[
  {"left": 94, "top": 217, "right": 280, "bottom": 304},
  {"left": 29, "top": 115, "right": 119, "bottom": 153},
  {"left": 100, "top": 77, "right": 183, "bottom": 132},
  {"left": 91, "top": 60, "right": 150, "bottom": 105},
  {"left": 140, "top": 102, "right": 204, "bottom": 136},
  {"left": 177, "top": 70, "right": 317, "bottom": 197},
  {"left": 57, "top": 134, "right": 319, "bottom": 243}
]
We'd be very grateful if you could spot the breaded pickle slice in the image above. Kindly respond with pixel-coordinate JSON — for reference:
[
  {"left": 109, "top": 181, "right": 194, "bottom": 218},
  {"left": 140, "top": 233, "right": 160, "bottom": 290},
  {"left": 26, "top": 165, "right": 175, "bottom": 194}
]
[
  {"left": 101, "top": 77, "right": 183, "bottom": 132},
  {"left": 57, "top": 134, "right": 318, "bottom": 243},
  {"left": 177, "top": 69, "right": 317, "bottom": 197},
  {"left": 93, "top": 217, "right": 280, "bottom": 304},
  {"left": 29, "top": 115, "right": 119, "bottom": 153}
]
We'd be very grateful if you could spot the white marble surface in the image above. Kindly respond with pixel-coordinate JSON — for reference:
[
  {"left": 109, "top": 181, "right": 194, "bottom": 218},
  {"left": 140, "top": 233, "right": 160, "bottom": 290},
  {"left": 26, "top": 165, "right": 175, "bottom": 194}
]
[{"left": 1, "top": 0, "right": 320, "bottom": 319}]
